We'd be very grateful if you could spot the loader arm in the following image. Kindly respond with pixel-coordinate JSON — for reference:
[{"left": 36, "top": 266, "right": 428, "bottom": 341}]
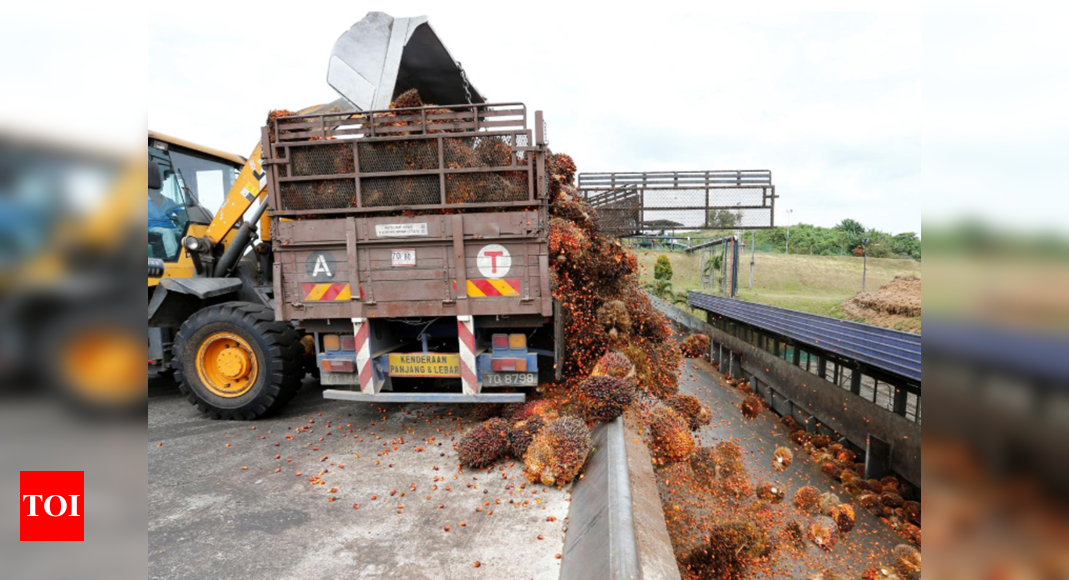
[{"left": 204, "top": 143, "right": 267, "bottom": 245}]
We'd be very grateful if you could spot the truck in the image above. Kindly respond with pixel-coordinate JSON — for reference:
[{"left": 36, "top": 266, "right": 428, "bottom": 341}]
[
  {"left": 262, "top": 101, "right": 559, "bottom": 404},
  {"left": 151, "top": 12, "right": 559, "bottom": 418}
]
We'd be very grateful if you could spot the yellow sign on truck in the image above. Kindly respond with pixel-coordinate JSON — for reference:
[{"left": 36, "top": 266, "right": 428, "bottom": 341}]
[{"left": 387, "top": 353, "right": 461, "bottom": 378}]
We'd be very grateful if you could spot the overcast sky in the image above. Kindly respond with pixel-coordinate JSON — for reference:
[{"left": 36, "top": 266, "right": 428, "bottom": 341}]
[
  {"left": 0, "top": 3, "right": 1046, "bottom": 237},
  {"left": 141, "top": 5, "right": 924, "bottom": 233}
]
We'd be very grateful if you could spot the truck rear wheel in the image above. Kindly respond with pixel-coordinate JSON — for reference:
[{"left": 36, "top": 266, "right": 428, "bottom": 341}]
[{"left": 174, "top": 302, "right": 303, "bottom": 420}]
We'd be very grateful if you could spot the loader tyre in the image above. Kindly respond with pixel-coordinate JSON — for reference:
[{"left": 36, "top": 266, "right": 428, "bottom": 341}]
[{"left": 174, "top": 302, "right": 303, "bottom": 420}]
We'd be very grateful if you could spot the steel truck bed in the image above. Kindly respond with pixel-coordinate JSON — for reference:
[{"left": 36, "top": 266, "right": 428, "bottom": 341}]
[{"left": 263, "top": 102, "right": 556, "bottom": 402}]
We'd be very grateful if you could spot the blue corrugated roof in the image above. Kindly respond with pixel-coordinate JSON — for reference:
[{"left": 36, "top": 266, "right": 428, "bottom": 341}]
[{"left": 689, "top": 292, "right": 922, "bottom": 383}]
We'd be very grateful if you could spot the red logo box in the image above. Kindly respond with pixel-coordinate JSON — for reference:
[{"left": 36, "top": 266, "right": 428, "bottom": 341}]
[{"left": 20, "top": 471, "right": 84, "bottom": 541}]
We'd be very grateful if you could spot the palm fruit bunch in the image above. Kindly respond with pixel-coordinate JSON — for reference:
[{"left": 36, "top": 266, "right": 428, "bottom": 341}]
[
  {"left": 741, "top": 393, "right": 764, "bottom": 420},
  {"left": 858, "top": 492, "right": 881, "bottom": 510},
  {"left": 784, "top": 520, "right": 806, "bottom": 549},
  {"left": 782, "top": 415, "right": 801, "bottom": 432},
  {"left": 830, "top": 504, "right": 856, "bottom": 533},
  {"left": 720, "top": 474, "right": 754, "bottom": 500},
  {"left": 821, "top": 461, "right": 841, "bottom": 479},
  {"left": 548, "top": 152, "right": 577, "bottom": 185},
  {"left": 881, "top": 475, "right": 901, "bottom": 492},
  {"left": 902, "top": 500, "right": 921, "bottom": 525},
  {"left": 861, "top": 567, "right": 903, "bottom": 580},
  {"left": 819, "top": 492, "right": 841, "bottom": 515},
  {"left": 508, "top": 398, "right": 560, "bottom": 424},
  {"left": 811, "top": 570, "right": 852, "bottom": 580},
  {"left": 680, "top": 333, "right": 711, "bottom": 358},
  {"left": 716, "top": 441, "right": 745, "bottom": 478},
  {"left": 646, "top": 340, "right": 681, "bottom": 398},
  {"left": 794, "top": 486, "right": 821, "bottom": 514},
  {"left": 663, "top": 394, "right": 711, "bottom": 431},
  {"left": 679, "top": 521, "right": 772, "bottom": 580},
  {"left": 457, "top": 418, "right": 510, "bottom": 468},
  {"left": 471, "top": 403, "right": 505, "bottom": 422},
  {"left": 841, "top": 469, "right": 860, "bottom": 485},
  {"left": 790, "top": 430, "right": 811, "bottom": 446},
  {"left": 507, "top": 415, "right": 546, "bottom": 459},
  {"left": 577, "top": 375, "right": 636, "bottom": 423},
  {"left": 810, "top": 434, "right": 832, "bottom": 449},
  {"left": 391, "top": 88, "right": 424, "bottom": 109},
  {"left": 647, "top": 404, "right": 695, "bottom": 464},
  {"left": 836, "top": 448, "right": 858, "bottom": 463},
  {"left": 892, "top": 544, "right": 921, "bottom": 580},
  {"left": 595, "top": 299, "right": 631, "bottom": 340},
  {"left": 474, "top": 136, "right": 513, "bottom": 167},
  {"left": 900, "top": 522, "right": 921, "bottom": 547},
  {"left": 689, "top": 447, "right": 718, "bottom": 487},
  {"left": 523, "top": 416, "right": 591, "bottom": 486},
  {"left": 807, "top": 516, "right": 838, "bottom": 550},
  {"left": 773, "top": 446, "right": 794, "bottom": 471},
  {"left": 756, "top": 481, "right": 786, "bottom": 504},
  {"left": 620, "top": 345, "right": 653, "bottom": 392},
  {"left": 881, "top": 491, "right": 905, "bottom": 509},
  {"left": 548, "top": 217, "right": 590, "bottom": 264},
  {"left": 591, "top": 351, "right": 635, "bottom": 380}
]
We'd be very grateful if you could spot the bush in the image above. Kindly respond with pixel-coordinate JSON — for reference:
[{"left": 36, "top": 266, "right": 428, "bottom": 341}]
[
  {"left": 654, "top": 255, "right": 673, "bottom": 280},
  {"left": 523, "top": 416, "right": 592, "bottom": 486},
  {"left": 458, "top": 418, "right": 510, "bottom": 468}
]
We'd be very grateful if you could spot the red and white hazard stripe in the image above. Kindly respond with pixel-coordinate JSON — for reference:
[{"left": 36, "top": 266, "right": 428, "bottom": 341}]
[
  {"left": 352, "top": 317, "right": 375, "bottom": 394},
  {"left": 457, "top": 315, "right": 478, "bottom": 395}
]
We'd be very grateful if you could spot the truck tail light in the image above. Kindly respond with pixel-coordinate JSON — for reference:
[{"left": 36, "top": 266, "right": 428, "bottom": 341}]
[
  {"left": 491, "top": 358, "right": 527, "bottom": 372},
  {"left": 321, "top": 359, "right": 355, "bottom": 373},
  {"left": 492, "top": 334, "right": 508, "bottom": 351},
  {"left": 340, "top": 335, "right": 356, "bottom": 351},
  {"left": 323, "top": 334, "right": 340, "bottom": 352},
  {"left": 509, "top": 334, "right": 526, "bottom": 350}
]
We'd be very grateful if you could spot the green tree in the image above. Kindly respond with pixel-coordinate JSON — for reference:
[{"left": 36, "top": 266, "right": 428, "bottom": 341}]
[
  {"left": 654, "top": 255, "right": 673, "bottom": 281},
  {"left": 648, "top": 279, "right": 674, "bottom": 299},
  {"left": 706, "top": 208, "right": 741, "bottom": 229},
  {"left": 835, "top": 219, "right": 866, "bottom": 252},
  {"left": 892, "top": 232, "right": 921, "bottom": 259}
]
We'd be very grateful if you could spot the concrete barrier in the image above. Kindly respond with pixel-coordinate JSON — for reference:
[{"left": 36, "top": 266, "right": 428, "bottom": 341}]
[{"left": 561, "top": 417, "right": 642, "bottom": 580}]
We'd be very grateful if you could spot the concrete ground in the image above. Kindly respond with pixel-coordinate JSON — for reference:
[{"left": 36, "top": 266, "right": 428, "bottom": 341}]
[
  {"left": 675, "top": 357, "right": 908, "bottom": 578},
  {"left": 149, "top": 376, "right": 568, "bottom": 580}
]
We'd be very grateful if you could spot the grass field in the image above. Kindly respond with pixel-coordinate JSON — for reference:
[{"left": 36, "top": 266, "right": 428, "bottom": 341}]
[{"left": 633, "top": 249, "right": 922, "bottom": 319}]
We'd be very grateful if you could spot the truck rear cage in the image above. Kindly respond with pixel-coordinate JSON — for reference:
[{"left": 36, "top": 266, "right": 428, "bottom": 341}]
[{"left": 264, "top": 102, "right": 544, "bottom": 216}]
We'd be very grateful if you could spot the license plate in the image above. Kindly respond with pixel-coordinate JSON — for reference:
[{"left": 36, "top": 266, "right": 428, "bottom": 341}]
[
  {"left": 391, "top": 249, "right": 416, "bottom": 267},
  {"left": 387, "top": 353, "right": 460, "bottom": 377},
  {"left": 482, "top": 372, "right": 537, "bottom": 387}
]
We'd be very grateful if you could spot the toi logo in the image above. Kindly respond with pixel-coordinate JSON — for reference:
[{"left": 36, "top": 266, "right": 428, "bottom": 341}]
[{"left": 20, "top": 471, "right": 84, "bottom": 541}]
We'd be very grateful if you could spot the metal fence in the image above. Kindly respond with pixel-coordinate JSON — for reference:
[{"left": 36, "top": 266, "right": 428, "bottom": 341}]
[{"left": 578, "top": 170, "right": 776, "bottom": 236}]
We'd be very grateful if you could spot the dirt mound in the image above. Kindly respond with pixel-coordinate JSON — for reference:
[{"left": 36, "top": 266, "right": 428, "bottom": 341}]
[{"left": 842, "top": 275, "right": 921, "bottom": 333}]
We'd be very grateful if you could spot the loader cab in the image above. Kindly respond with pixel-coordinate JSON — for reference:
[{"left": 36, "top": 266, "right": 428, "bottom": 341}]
[{"left": 147, "top": 132, "right": 243, "bottom": 262}]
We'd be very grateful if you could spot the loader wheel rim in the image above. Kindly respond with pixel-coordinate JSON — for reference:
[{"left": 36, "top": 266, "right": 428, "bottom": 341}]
[
  {"left": 61, "top": 330, "right": 144, "bottom": 403},
  {"left": 195, "top": 332, "right": 258, "bottom": 398}
]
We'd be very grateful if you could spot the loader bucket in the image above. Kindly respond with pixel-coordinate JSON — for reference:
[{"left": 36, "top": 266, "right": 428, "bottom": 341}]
[{"left": 327, "top": 12, "right": 486, "bottom": 111}]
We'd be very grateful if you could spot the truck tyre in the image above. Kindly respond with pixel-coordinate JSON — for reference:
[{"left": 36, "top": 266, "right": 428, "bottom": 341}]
[{"left": 174, "top": 302, "right": 303, "bottom": 420}]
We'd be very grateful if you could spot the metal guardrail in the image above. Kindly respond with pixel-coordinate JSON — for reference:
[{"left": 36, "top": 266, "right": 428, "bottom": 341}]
[
  {"left": 577, "top": 170, "right": 777, "bottom": 233},
  {"left": 689, "top": 292, "right": 921, "bottom": 383}
]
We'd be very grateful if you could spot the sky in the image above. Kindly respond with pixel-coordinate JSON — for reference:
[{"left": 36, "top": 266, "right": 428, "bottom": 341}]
[
  {"left": 143, "top": 4, "right": 922, "bottom": 234},
  {"left": 4, "top": 3, "right": 1065, "bottom": 237}
]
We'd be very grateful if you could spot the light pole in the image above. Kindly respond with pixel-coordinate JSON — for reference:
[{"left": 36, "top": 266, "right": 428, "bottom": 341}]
[
  {"left": 861, "top": 236, "right": 871, "bottom": 292},
  {"left": 785, "top": 209, "right": 794, "bottom": 254}
]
